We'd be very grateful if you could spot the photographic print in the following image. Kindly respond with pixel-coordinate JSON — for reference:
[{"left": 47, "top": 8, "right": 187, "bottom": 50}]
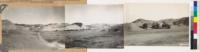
[
  {"left": 2, "top": 5, "right": 66, "bottom": 49},
  {"left": 65, "top": 4, "right": 124, "bottom": 48},
  {"left": 124, "top": 3, "right": 189, "bottom": 46}
]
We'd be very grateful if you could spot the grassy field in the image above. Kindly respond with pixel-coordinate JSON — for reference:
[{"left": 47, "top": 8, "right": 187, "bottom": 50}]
[{"left": 125, "top": 26, "right": 189, "bottom": 46}]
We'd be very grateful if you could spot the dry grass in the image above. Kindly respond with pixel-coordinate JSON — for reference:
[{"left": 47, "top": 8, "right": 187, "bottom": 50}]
[{"left": 125, "top": 25, "right": 189, "bottom": 46}]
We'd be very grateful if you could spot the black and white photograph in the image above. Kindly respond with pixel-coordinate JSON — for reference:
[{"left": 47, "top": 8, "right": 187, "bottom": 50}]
[
  {"left": 124, "top": 3, "right": 189, "bottom": 46},
  {"left": 65, "top": 4, "right": 124, "bottom": 48},
  {"left": 2, "top": 6, "right": 66, "bottom": 49}
]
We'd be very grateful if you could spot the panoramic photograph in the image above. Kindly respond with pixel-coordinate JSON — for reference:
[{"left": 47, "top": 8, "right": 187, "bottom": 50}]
[
  {"left": 2, "top": 6, "right": 66, "bottom": 49},
  {"left": 124, "top": 3, "right": 189, "bottom": 46},
  {"left": 65, "top": 4, "right": 124, "bottom": 48}
]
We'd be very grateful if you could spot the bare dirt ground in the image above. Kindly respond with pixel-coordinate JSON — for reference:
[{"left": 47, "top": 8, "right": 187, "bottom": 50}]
[
  {"left": 3, "top": 28, "right": 51, "bottom": 49},
  {"left": 125, "top": 26, "right": 189, "bottom": 46},
  {"left": 2, "top": 20, "right": 65, "bottom": 49},
  {"left": 65, "top": 30, "right": 124, "bottom": 48}
]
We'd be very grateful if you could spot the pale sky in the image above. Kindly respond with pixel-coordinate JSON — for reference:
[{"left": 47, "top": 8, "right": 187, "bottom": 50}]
[
  {"left": 2, "top": 0, "right": 189, "bottom": 25},
  {"left": 65, "top": 5, "right": 123, "bottom": 25},
  {"left": 125, "top": 3, "right": 189, "bottom": 23},
  {"left": 2, "top": 6, "right": 65, "bottom": 24}
]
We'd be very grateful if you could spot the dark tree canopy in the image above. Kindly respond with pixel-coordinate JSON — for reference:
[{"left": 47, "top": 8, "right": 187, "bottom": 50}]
[
  {"left": 162, "top": 22, "right": 170, "bottom": 29},
  {"left": 72, "top": 22, "right": 83, "bottom": 27},
  {"left": 140, "top": 23, "right": 148, "bottom": 29},
  {"left": 151, "top": 22, "right": 160, "bottom": 29}
]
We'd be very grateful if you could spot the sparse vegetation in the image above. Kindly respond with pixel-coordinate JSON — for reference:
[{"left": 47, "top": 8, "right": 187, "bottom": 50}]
[
  {"left": 2, "top": 20, "right": 124, "bottom": 49},
  {"left": 125, "top": 17, "right": 189, "bottom": 46}
]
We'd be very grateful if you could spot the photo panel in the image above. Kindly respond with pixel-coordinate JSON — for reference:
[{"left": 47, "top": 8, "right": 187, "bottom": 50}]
[
  {"left": 65, "top": 4, "right": 124, "bottom": 48},
  {"left": 124, "top": 3, "right": 190, "bottom": 46},
  {"left": 2, "top": 5, "right": 66, "bottom": 50},
  {"left": 0, "top": 0, "right": 87, "bottom": 52}
]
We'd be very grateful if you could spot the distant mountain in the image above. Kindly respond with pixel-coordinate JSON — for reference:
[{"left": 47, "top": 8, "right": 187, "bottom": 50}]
[
  {"left": 131, "top": 19, "right": 154, "bottom": 29},
  {"left": 132, "top": 18, "right": 154, "bottom": 23},
  {"left": 132, "top": 17, "right": 189, "bottom": 26},
  {"left": 65, "top": 24, "right": 82, "bottom": 30},
  {"left": 158, "top": 19, "right": 177, "bottom": 25},
  {"left": 173, "top": 17, "right": 189, "bottom": 26},
  {"left": 87, "top": 24, "right": 111, "bottom": 31},
  {"left": 126, "top": 17, "right": 189, "bottom": 31},
  {"left": 42, "top": 22, "right": 90, "bottom": 31},
  {"left": 42, "top": 23, "right": 68, "bottom": 31}
]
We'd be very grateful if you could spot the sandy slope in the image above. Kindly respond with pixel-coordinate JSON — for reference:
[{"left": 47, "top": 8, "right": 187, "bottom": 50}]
[
  {"left": 2, "top": 20, "right": 64, "bottom": 49},
  {"left": 3, "top": 27, "right": 51, "bottom": 49}
]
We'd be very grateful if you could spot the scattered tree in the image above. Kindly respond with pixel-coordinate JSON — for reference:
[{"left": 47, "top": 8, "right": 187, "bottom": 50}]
[
  {"left": 72, "top": 22, "right": 83, "bottom": 27},
  {"left": 151, "top": 22, "right": 160, "bottom": 29},
  {"left": 140, "top": 23, "right": 148, "bottom": 29},
  {"left": 161, "top": 22, "right": 170, "bottom": 29}
]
